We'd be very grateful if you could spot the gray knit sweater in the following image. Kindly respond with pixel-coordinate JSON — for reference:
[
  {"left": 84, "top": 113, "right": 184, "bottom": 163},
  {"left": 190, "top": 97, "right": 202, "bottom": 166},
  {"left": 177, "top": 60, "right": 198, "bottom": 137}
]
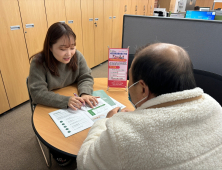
[{"left": 28, "top": 50, "right": 94, "bottom": 109}]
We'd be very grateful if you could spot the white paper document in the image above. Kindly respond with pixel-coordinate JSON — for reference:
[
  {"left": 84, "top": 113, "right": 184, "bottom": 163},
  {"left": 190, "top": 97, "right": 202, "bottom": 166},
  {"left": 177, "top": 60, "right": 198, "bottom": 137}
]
[
  {"left": 49, "top": 109, "right": 93, "bottom": 137},
  {"left": 49, "top": 98, "right": 124, "bottom": 137}
]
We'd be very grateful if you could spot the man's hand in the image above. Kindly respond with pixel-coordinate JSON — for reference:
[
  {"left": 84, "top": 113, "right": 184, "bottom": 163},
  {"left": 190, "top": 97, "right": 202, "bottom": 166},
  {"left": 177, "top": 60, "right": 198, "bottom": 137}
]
[
  {"left": 106, "top": 107, "right": 121, "bottom": 118},
  {"left": 121, "top": 109, "right": 133, "bottom": 112}
]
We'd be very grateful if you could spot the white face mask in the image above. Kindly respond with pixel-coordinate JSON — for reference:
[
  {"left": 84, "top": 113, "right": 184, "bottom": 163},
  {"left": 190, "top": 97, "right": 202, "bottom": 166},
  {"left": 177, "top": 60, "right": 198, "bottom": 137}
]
[{"left": 128, "top": 81, "right": 148, "bottom": 109}]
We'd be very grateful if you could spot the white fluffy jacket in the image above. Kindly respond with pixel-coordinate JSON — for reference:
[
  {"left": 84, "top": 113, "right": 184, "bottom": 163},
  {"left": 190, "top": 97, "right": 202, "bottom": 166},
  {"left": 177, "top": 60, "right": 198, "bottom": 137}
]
[{"left": 77, "top": 88, "right": 222, "bottom": 170}]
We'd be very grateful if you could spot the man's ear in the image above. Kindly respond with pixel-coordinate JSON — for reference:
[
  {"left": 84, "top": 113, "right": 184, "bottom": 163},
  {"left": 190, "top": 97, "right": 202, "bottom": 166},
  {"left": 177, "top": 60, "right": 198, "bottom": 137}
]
[{"left": 139, "top": 80, "right": 149, "bottom": 96}]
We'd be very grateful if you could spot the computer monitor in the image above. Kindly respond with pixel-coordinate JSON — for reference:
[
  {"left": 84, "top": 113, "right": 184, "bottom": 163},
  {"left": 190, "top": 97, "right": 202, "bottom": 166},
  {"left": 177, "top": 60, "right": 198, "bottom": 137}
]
[
  {"left": 185, "top": 11, "right": 216, "bottom": 20},
  {"left": 170, "top": 13, "right": 185, "bottom": 18},
  {"left": 215, "top": 11, "right": 222, "bottom": 20},
  {"left": 199, "top": 7, "right": 210, "bottom": 11}
]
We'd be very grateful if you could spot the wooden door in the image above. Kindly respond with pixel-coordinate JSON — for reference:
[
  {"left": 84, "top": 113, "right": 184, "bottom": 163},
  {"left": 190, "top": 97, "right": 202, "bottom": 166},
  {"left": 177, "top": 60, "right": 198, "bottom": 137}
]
[
  {"left": 18, "top": 0, "right": 48, "bottom": 58},
  {"left": 104, "top": 0, "right": 113, "bottom": 61},
  {"left": 131, "top": 0, "right": 138, "bottom": 15},
  {"left": 204, "top": 0, "right": 214, "bottom": 9},
  {"left": 45, "top": 0, "right": 67, "bottom": 27},
  {"left": 147, "top": 0, "right": 155, "bottom": 16},
  {"left": 138, "top": 0, "right": 148, "bottom": 15},
  {"left": 169, "top": 0, "right": 176, "bottom": 12},
  {"left": 123, "top": 0, "right": 131, "bottom": 14},
  {"left": 94, "top": 0, "right": 104, "bottom": 65},
  {"left": 214, "top": 2, "right": 222, "bottom": 9},
  {"left": 158, "top": 0, "right": 170, "bottom": 12},
  {"left": 0, "top": 0, "right": 30, "bottom": 108},
  {"left": 112, "top": 0, "right": 122, "bottom": 48},
  {"left": 81, "top": 0, "right": 95, "bottom": 68},
  {"left": 0, "top": 71, "right": 10, "bottom": 114},
  {"left": 65, "top": 0, "right": 84, "bottom": 54}
]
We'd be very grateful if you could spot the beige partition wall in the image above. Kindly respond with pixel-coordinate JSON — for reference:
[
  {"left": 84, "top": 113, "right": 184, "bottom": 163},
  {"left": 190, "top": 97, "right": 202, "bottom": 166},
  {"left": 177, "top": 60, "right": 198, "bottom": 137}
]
[
  {"left": 81, "top": 0, "right": 95, "bottom": 68},
  {"left": 0, "top": 0, "right": 30, "bottom": 109},
  {"left": 45, "top": 0, "right": 67, "bottom": 27},
  {"left": 65, "top": 0, "right": 84, "bottom": 54},
  {"left": 104, "top": 0, "right": 113, "bottom": 60},
  {"left": 18, "top": 0, "right": 48, "bottom": 58},
  {"left": 0, "top": 71, "right": 10, "bottom": 114},
  {"left": 94, "top": 0, "right": 104, "bottom": 65}
]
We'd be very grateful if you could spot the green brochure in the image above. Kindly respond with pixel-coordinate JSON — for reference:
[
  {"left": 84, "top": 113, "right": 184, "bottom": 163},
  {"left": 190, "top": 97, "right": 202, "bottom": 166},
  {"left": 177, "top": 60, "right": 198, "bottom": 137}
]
[{"left": 92, "top": 90, "right": 116, "bottom": 106}]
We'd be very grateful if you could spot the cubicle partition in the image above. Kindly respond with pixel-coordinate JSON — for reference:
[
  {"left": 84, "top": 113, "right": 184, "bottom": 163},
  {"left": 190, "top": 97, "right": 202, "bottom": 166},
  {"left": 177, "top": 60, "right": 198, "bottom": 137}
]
[{"left": 122, "top": 15, "right": 222, "bottom": 76}]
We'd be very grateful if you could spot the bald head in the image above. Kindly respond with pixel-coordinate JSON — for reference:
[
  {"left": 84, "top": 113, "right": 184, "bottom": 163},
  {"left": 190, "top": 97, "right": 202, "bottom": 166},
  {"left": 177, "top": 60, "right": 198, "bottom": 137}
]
[{"left": 131, "top": 43, "right": 196, "bottom": 96}]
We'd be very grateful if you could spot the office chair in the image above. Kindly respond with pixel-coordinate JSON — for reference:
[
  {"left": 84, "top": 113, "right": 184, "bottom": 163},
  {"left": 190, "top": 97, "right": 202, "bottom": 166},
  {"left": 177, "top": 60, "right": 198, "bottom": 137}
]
[
  {"left": 127, "top": 54, "right": 135, "bottom": 80},
  {"left": 193, "top": 69, "right": 222, "bottom": 106},
  {"left": 26, "top": 78, "right": 52, "bottom": 167}
]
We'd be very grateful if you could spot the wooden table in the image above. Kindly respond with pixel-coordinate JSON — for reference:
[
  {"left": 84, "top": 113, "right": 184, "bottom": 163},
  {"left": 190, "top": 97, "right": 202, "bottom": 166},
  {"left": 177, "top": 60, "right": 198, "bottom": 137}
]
[{"left": 33, "top": 78, "right": 134, "bottom": 157}]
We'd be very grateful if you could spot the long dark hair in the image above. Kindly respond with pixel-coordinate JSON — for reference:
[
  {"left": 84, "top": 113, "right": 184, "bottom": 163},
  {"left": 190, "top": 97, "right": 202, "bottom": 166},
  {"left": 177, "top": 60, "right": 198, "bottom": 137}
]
[{"left": 30, "top": 22, "right": 78, "bottom": 76}]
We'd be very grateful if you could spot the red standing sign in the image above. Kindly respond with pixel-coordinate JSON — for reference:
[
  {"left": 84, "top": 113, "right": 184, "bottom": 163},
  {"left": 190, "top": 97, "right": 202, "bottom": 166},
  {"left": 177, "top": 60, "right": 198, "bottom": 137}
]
[{"left": 107, "top": 48, "right": 129, "bottom": 90}]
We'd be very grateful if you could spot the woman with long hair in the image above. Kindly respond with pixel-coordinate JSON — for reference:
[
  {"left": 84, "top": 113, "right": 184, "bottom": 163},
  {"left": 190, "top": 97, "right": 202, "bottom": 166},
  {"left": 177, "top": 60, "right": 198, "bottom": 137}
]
[{"left": 28, "top": 22, "right": 98, "bottom": 166}]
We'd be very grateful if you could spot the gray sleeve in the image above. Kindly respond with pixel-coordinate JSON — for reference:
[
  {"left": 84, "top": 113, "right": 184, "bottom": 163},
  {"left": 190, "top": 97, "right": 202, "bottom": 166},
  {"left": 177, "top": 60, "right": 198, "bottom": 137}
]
[
  {"left": 28, "top": 59, "right": 70, "bottom": 109},
  {"left": 76, "top": 51, "right": 94, "bottom": 96}
]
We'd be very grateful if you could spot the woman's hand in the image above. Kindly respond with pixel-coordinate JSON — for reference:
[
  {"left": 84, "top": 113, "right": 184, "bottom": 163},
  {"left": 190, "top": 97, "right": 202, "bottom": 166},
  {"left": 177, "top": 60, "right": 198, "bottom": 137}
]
[
  {"left": 68, "top": 96, "right": 85, "bottom": 110},
  {"left": 106, "top": 107, "right": 120, "bottom": 118},
  {"left": 81, "top": 94, "right": 99, "bottom": 108}
]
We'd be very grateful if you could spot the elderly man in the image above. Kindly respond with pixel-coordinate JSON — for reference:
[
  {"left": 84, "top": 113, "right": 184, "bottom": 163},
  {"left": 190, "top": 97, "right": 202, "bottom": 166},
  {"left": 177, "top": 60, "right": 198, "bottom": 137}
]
[{"left": 77, "top": 43, "right": 222, "bottom": 170}]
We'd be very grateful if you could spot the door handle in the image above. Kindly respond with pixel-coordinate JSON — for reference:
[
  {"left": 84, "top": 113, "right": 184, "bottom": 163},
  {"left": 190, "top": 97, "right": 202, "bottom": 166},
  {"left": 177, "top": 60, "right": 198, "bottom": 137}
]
[
  {"left": 10, "top": 25, "right": 20, "bottom": 30},
  {"left": 94, "top": 22, "right": 97, "bottom": 27},
  {"left": 26, "top": 24, "right": 34, "bottom": 28}
]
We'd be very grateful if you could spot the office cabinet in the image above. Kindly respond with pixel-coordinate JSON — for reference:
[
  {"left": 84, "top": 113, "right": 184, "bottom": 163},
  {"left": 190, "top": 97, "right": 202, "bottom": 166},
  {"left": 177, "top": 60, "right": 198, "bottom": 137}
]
[
  {"left": 45, "top": 0, "right": 67, "bottom": 27},
  {"left": 104, "top": 0, "right": 113, "bottom": 60},
  {"left": 138, "top": 0, "right": 148, "bottom": 16},
  {"left": 94, "top": 0, "right": 104, "bottom": 65},
  {"left": 169, "top": 0, "right": 176, "bottom": 12},
  {"left": 81, "top": 0, "right": 105, "bottom": 68},
  {"left": 18, "top": 0, "right": 48, "bottom": 58},
  {"left": 147, "top": 0, "right": 155, "bottom": 16},
  {"left": 65, "top": 0, "right": 84, "bottom": 54},
  {"left": 81, "top": 0, "right": 95, "bottom": 68},
  {"left": 0, "top": 0, "right": 30, "bottom": 109},
  {"left": 0, "top": 71, "right": 10, "bottom": 114},
  {"left": 112, "top": 0, "right": 122, "bottom": 48},
  {"left": 196, "top": 0, "right": 214, "bottom": 9},
  {"left": 123, "top": 0, "right": 132, "bottom": 14},
  {"left": 195, "top": 0, "right": 204, "bottom": 7},
  {"left": 131, "top": 0, "right": 138, "bottom": 15}
]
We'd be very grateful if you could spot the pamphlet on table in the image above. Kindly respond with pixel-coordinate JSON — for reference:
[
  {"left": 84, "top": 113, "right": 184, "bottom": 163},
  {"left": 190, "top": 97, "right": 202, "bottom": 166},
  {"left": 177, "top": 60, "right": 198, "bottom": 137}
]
[{"left": 49, "top": 91, "right": 126, "bottom": 137}]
